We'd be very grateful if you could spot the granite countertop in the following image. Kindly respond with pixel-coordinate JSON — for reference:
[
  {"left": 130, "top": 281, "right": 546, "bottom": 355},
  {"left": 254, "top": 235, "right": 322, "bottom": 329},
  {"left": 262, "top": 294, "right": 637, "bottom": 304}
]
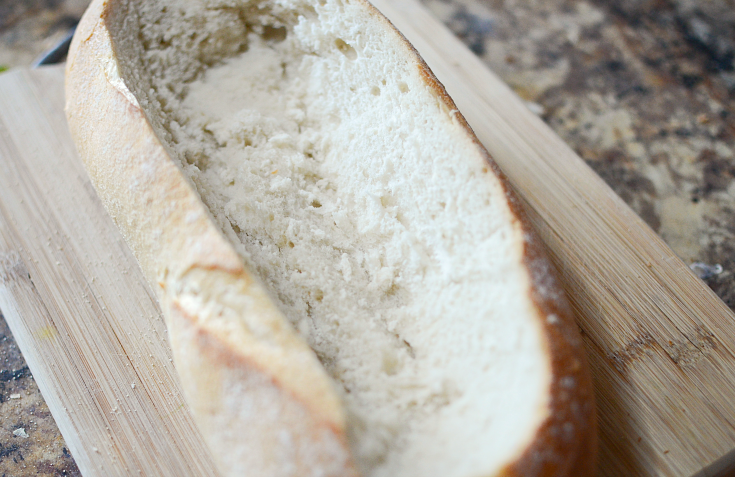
[{"left": 1, "top": 0, "right": 733, "bottom": 474}]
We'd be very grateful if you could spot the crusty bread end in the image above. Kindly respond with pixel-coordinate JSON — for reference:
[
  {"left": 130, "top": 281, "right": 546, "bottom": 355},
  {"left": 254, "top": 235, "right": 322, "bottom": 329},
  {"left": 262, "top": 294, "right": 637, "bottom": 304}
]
[{"left": 65, "top": 0, "right": 596, "bottom": 475}]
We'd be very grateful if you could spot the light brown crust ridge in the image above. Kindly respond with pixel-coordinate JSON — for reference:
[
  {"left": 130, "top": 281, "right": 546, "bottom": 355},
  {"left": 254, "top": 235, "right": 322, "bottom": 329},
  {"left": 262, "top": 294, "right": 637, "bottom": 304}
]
[
  {"left": 167, "top": 301, "right": 358, "bottom": 477},
  {"left": 66, "top": 1, "right": 354, "bottom": 475}
]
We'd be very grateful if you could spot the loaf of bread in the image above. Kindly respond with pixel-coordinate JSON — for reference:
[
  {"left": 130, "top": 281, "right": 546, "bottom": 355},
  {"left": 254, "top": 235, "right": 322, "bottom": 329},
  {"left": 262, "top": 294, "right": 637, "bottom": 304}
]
[{"left": 65, "top": 0, "right": 597, "bottom": 475}]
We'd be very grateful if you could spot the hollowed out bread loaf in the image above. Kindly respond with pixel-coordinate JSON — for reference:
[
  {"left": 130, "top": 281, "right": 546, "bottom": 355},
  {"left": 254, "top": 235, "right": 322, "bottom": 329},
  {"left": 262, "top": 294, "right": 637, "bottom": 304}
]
[{"left": 65, "top": 0, "right": 597, "bottom": 475}]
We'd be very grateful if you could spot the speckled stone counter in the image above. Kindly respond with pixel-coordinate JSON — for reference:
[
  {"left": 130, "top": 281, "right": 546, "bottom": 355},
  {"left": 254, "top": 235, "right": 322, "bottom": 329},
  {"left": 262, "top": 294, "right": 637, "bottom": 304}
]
[
  {"left": 1, "top": 0, "right": 734, "bottom": 474},
  {"left": 0, "top": 319, "right": 79, "bottom": 476},
  {"left": 423, "top": 0, "right": 735, "bottom": 308}
]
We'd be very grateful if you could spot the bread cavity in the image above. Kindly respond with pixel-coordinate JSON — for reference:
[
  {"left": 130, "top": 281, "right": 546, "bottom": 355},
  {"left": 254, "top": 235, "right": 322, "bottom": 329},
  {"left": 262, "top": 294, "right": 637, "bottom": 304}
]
[{"left": 110, "top": 0, "right": 550, "bottom": 475}]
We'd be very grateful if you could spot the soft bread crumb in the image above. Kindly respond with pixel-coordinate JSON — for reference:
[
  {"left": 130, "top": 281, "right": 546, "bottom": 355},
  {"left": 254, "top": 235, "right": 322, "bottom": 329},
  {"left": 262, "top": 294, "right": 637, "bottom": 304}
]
[{"left": 114, "top": 0, "right": 551, "bottom": 476}]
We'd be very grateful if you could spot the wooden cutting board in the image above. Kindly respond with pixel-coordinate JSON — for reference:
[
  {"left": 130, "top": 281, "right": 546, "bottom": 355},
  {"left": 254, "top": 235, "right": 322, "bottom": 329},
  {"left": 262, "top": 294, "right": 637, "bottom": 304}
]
[
  {"left": 0, "top": 66, "right": 220, "bottom": 476},
  {"left": 1, "top": 1, "right": 734, "bottom": 476}
]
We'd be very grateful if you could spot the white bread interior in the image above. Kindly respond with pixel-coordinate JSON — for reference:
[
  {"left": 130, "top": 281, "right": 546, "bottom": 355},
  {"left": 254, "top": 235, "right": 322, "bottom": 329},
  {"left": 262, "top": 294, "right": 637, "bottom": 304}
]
[
  {"left": 64, "top": 0, "right": 598, "bottom": 475},
  {"left": 109, "top": 0, "right": 549, "bottom": 475}
]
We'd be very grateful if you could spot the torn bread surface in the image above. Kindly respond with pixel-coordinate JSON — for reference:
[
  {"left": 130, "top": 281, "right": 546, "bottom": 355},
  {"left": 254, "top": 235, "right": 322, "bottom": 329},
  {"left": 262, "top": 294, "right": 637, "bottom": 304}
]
[
  {"left": 170, "top": 17, "right": 544, "bottom": 477},
  {"left": 122, "top": 1, "right": 547, "bottom": 476}
]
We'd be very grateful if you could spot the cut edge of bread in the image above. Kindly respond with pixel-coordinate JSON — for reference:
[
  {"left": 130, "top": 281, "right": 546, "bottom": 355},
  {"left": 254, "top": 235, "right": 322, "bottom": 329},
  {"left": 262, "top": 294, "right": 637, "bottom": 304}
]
[{"left": 64, "top": 0, "right": 597, "bottom": 475}]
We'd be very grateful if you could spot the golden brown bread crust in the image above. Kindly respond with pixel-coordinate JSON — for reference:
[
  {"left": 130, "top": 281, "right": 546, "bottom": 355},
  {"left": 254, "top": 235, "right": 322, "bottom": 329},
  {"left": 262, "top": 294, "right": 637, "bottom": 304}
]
[
  {"left": 427, "top": 53, "right": 597, "bottom": 477},
  {"left": 365, "top": 3, "right": 598, "bottom": 474},
  {"left": 65, "top": 0, "right": 596, "bottom": 475},
  {"left": 504, "top": 219, "right": 597, "bottom": 476},
  {"left": 423, "top": 75, "right": 597, "bottom": 475}
]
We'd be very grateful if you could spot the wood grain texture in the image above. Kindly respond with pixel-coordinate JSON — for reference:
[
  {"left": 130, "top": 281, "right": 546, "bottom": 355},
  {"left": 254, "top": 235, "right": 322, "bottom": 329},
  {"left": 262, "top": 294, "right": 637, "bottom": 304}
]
[
  {"left": 370, "top": 1, "right": 735, "bottom": 476},
  {"left": 0, "top": 0, "right": 734, "bottom": 475},
  {"left": 0, "top": 66, "right": 220, "bottom": 476}
]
